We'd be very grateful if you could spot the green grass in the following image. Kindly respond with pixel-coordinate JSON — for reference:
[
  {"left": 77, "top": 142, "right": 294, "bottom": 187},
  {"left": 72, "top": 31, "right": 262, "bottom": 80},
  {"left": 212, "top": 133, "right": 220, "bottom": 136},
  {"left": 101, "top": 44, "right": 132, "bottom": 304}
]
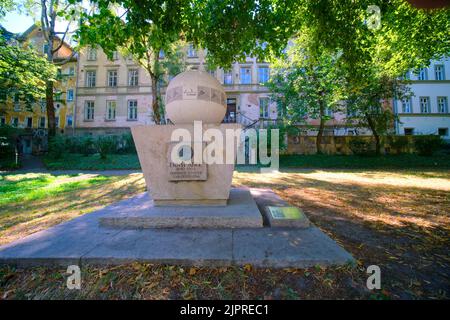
[
  {"left": 0, "top": 173, "right": 145, "bottom": 244},
  {"left": 0, "top": 173, "right": 112, "bottom": 207},
  {"left": 43, "top": 153, "right": 141, "bottom": 170}
]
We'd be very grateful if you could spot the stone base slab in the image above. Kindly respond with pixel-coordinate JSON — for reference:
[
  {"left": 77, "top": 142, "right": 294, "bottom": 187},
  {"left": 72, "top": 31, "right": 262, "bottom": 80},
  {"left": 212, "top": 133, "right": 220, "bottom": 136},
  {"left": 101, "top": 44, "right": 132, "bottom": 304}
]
[
  {"left": 0, "top": 188, "right": 355, "bottom": 268},
  {"left": 99, "top": 188, "right": 263, "bottom": 229}
]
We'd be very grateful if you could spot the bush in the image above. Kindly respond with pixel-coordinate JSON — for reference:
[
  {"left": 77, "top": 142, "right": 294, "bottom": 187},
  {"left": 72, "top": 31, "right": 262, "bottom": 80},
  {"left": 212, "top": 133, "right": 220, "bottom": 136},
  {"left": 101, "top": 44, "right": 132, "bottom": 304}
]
[
  {"left": 120, "top": 132, "right": 137, "bottom": 154},
  {"left": 413, "top": 135, "right": 443, "bottom": 156},
  {"left": 348, "top": 137, "right": 375, "bottom": 156},
  {"left": 80, "top": 136, "right": 95, "bottom": 156},
  {"left": 48, "top": 135, "right": 66, "bottom": 159},
  {"left": 387, "top": 135, "right": 411, "bottom": 154},
  {"left": 96, "top": 136, "right": 116, "bottom": 159}
]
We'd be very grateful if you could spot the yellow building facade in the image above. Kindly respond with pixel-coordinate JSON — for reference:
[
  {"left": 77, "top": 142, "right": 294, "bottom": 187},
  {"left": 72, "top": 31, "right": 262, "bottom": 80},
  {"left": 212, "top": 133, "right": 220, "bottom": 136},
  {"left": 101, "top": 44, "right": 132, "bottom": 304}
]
[{"left": 0, "top": 25, "right": 77, "bottom": 153}]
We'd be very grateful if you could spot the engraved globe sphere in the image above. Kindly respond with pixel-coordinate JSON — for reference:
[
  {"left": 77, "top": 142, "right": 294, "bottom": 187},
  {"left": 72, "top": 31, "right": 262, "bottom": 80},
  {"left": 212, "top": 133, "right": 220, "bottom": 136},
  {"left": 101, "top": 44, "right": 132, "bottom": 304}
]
[{"left": 165, "top": 70, "right": 227, "bottom": 124}]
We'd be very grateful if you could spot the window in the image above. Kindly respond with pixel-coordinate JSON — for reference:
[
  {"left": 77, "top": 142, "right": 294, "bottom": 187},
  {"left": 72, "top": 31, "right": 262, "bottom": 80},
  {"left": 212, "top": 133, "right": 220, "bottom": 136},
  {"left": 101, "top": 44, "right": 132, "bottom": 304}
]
[
  {"left": 55, "top": 116, "right": 59, "bottom": 127},
  {"left": 39, "top": 98, "right": 46, "bottom": 112},
  {"left": 404, "top": 128, "right": 414, "bottom": 135},
  {"left": 12, "top": 117, "right": 19, "bottom": 127},
  {"left": 187, "top": 44, "right": 196, "bottom": 58},
  {"left": 67, "top": 115, "right": 73, "bottom": 127},
  {"left": 435, "top": 65, "right": 445, "bottom": 80},
  {"left": 55, "top": 92, "right": 62, "bottom": 102},
  {"left": 127, "top": 100, "right": 138, "bottom": 120},
  {"left": 42, "top": 43, "right": 49, "bottom": 55},
  {"left": 39, "top": 117, "right": 45, "bottom": 128},
  {"left": 240, "top": 67, "right": 252, "bottom": 84},
  {"left": 26, "top": 117, "right": 32, "bottom": 128},
  {"left": 324, "top": 108, "right": 333, "bottom": 117},
  {"left": 258, "top": 66, "right": 269, "bottom": 84},
  {"left": 437, "top": 97, "right": 448, "bottom": 113},
  {"left": 14, "top": 94, "right": 20, "bottom": 111},
  {"left": 223, "top": 70, "right": 233, "bottom": 85},
  {"left": 418, "top": 68, "right": 428, "bottom": 80},
  {"left": 259, "top": 97, "right": 269, "bottom": 118},
  {"left": 438, "top": 128, "right": 448, "bottom": 136},
  {"left": 106, "top": 100, "right": 117, "bottom": 120},
  {"left": 128, "top": 69, "right": 139, "bottom": 86},
  {"left": 420, "top": 97, "right": 430, "bottom": 113},
  {"left": 107, "top": 70, "right": 118, "bottom": 87},
  {"left": 69, "top": 66, "right": 75, "bottom": 76},
  {"left": 0, "top": 116, "right": 5, "bottom": 126},
  {"left": 401, "top": 98, "right": 412, "bottom": 113},
  {"left": 111, "top": 51, "right": 119, "bottom": 60},
  {"left": 87, "top": 47, "right": 97, "bottom": 61},
  {"left": 86, "top": 70, "right": 96, "bottom": 87},
  {"left": 84, "top": 101, "right": 95, "bottom": 120},
  {"left": 159, "top": 50, "right": 165, "bottom": 59},
  {"left": 66, "top": 89, "right": 74, "bottom": 102}
]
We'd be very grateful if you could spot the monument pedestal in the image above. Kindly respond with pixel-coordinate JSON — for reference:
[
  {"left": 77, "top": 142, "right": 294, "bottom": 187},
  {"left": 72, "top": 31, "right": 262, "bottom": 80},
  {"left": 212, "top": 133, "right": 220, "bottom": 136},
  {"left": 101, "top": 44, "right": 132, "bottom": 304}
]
[
  {"left": 99, "top": 188, "right": 263, "bottom": 229},
  {"left": 132, "top": 123, "right": 241, "bottom": 207}
]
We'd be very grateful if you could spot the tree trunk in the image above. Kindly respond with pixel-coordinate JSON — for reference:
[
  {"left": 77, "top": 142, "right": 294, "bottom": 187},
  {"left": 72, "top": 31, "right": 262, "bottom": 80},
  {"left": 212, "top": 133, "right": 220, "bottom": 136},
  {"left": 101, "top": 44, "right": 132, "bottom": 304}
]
[
  {"left": 367, "top": 115, "right": 381, "bottom": 155},
  {"left": 46, "top": 80, "right": 56, "bottom": 136},
  {"left": 316, "top": 100, "right": 325, "bottom": 154},
  {"left": 150, "top": 73, "right": 161, "bottom": 124}
]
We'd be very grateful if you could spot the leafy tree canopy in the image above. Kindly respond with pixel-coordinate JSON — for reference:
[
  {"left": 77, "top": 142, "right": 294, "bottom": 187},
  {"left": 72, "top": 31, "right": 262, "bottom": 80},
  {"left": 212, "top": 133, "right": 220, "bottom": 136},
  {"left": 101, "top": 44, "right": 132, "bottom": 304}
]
[{"left": 0, "top": 33, "right": 57, "bottom": 107}]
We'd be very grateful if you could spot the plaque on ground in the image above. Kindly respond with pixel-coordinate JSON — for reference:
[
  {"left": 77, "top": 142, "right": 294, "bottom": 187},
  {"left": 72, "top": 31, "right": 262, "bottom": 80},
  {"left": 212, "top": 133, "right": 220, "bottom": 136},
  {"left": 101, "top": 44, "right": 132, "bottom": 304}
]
[
  {"left": 264, "top": 206, "right": 310, "bottom": 228},
  {"left": 267, "top": 206, "right": 305, "bottom": 220}
]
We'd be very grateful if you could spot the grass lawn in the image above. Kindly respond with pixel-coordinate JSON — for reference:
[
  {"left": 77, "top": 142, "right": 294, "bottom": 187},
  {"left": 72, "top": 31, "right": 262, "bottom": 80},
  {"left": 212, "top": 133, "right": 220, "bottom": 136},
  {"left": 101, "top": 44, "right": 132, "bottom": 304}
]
[
  {"left": 42, "top": 153, "right": 450, "bottom": 171},
  {"left": 0, "top": 169, "right": 449, "bottom": 299},
  {"left": 43, "top": 153, "right": 141, "bottom": 170}
]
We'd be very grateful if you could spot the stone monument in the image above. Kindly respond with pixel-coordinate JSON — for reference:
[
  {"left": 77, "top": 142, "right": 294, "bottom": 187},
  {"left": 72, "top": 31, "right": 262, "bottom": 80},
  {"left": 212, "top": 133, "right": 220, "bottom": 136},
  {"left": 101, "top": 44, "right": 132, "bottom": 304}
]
[{"left": 131, "top": 70, "right": 240, "bottom": 206}]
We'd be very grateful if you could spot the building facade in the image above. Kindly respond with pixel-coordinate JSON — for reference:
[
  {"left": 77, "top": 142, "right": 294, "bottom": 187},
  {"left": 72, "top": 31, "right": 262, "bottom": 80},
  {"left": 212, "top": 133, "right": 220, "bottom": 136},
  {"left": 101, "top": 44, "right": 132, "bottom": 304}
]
[
  {"left": 0, "top": 25, "right": 77, "bottom": 153},
  {"left": 394, "top": 57, "right": 450, "bottom": 141},
  {"left": 74, "top": 45, "right": 278, "bottom": 135}
]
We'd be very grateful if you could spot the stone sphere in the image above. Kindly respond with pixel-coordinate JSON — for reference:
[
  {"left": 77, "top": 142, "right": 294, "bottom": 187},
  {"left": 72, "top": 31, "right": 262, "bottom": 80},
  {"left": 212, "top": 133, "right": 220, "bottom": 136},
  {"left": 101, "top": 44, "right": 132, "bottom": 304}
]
[{"left": 165, "top": 70, "right": 227, "bottom": 124}]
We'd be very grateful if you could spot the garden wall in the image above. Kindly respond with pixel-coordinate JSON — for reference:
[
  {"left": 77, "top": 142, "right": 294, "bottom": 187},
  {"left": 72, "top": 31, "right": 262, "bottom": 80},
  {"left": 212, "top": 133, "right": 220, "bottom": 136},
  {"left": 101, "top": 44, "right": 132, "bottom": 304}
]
[{"left": 286, "top": 135, "right": 416, "bottom": 155}]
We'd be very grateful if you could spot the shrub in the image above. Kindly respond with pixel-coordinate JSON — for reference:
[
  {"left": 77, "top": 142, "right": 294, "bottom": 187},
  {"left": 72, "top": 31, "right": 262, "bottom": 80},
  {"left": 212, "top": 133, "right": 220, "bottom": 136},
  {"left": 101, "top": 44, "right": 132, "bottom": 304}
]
[
  {"left": 348, "top": 137, "right": 375, "bottom": 156},
  {"left": 96, "top": 136, "right": 116, "bottom": 159},
  {"left": 121, "top": 132, "right": 136, "bottom": 154},
  {"left": 47, "top": 135, "right": 66, "bottom": 159},
  {"left": 80, "top": 136, "right": 95, "bottom": 156},
  {"left": 387, "top": 135, "right": 411, "bottom": 154},
  {"left": 413, "top": 135, "right": 443, "bottom": 156}
]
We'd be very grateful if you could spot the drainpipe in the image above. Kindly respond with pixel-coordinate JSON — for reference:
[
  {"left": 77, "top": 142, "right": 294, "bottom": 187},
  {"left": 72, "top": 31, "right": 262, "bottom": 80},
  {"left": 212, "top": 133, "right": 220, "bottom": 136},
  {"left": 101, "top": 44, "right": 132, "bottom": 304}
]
[{"left": 72, "top": 55, "right": 79, "bottom": 136}]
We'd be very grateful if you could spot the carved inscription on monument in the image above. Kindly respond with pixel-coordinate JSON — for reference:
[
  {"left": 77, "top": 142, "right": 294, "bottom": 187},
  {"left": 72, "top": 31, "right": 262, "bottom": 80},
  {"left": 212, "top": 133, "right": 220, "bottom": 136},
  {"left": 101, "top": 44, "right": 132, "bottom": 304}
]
[{"left": 167, "top": 142, "right": 207, "bottom": 181}]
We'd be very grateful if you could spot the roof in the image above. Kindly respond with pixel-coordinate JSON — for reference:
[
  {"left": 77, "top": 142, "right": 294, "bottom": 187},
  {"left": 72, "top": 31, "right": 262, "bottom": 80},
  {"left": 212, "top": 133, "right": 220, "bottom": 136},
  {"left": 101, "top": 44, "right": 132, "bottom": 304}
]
[{"left": 0, "top": 25, "right": 18, "bottom": 42}]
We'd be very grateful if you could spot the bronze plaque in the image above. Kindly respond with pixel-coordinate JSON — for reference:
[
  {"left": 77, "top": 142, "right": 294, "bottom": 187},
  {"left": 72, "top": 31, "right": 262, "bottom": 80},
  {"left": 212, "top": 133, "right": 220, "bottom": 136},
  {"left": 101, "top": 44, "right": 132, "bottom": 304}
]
[{"left": 167, "top": 142, "right": 207, "bottom": 181}]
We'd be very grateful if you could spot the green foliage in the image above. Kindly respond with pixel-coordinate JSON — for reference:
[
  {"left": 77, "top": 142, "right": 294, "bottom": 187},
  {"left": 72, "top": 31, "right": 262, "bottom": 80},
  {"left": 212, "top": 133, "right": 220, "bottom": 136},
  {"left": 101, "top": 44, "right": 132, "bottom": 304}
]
[
  {"left": 96, "top": 136, "right": 117, "bottom": 159},
  {"left": 120, "top": 133, "right": 136, "bottom": 154},
  {"left": 413, "top": 135, "right": 443, "bottom": 156},
  {"left": 268, "top": 34, "right": 345, "bottom": 125},
  {"left": 47, "top": 136, "right": 66, "bottom": 159},
  {"left": 0, "top": 125, "right": 22, "bottom": 155},
  {"left": 43, "top": 154, "right": 141, "bottom": 170},
  {"left": 348, "top": 137, "right": 375, "bottom": 156},
  {"left": 387, "top": 135, "right": 411, "bottom": 154},
  {"left": 0, "top": 34, "right": 56, "bottom": 106}
]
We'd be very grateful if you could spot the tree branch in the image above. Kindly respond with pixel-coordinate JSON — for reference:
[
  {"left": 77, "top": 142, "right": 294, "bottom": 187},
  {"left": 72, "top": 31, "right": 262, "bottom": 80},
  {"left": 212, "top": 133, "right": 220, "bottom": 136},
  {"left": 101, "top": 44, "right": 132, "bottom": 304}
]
[{"left": 52, "top": 21, "right": 71, "bottom": 54}]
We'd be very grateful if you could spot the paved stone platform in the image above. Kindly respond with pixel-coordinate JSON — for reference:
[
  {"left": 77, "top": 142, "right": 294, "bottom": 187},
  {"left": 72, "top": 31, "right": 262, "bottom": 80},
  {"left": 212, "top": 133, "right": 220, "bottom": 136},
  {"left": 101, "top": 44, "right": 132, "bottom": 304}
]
[
  {"left": 0, "top": 189, "right": 355, "bottom": 268},
  {"left": 99, "top": 188, "right": 263, "bottom": 229}
]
